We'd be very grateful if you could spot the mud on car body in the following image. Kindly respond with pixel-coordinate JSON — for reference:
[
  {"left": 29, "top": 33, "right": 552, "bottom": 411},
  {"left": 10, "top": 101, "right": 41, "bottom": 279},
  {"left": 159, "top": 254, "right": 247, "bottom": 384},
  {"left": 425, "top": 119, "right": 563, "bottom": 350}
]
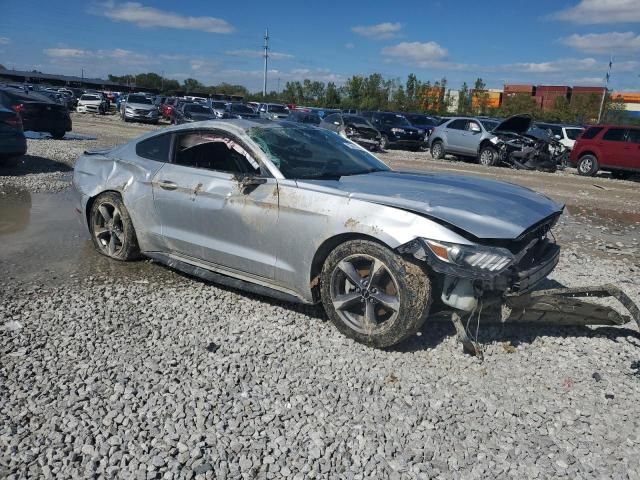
[{"left": 73, "top": 119, "right": 570, "bottom": 348}]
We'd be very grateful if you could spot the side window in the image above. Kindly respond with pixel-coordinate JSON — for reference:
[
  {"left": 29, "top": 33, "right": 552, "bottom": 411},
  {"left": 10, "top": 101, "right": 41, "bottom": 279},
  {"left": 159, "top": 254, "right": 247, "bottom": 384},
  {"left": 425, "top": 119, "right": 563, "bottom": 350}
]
[
  {"left": 581, "top": 127, "right": 603, "bottom": 139},
  {"left": 173, "top": 131, "right": 260, "bottom": 175},
  {"left": 447, "top": 119, "right": 467, "bottom": 130},
  {"left": 467, "top": 121, "right": 481, "bottom": 132},
  {"left": 627, "top": 128, "right": 640, "bottom": 144},
  {"left": 602, "top": 128, "right": 627, "bottom": 142},
  {"left": 565, "top": 128, "right": 583, "bottom": 140},
  {"left": 136, "top": 134, "right": 172, "bottom": 162}
]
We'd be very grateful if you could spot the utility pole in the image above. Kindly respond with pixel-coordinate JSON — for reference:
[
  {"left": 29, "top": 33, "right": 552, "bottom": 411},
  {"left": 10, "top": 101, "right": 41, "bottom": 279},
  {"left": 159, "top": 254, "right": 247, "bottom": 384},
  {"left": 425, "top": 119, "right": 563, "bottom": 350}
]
[
  {"left": 597, "top": 57, "right": 612, "bottom": 124},
  {"left": 263, "top": 28, "right": 269, "bottom": 97}
]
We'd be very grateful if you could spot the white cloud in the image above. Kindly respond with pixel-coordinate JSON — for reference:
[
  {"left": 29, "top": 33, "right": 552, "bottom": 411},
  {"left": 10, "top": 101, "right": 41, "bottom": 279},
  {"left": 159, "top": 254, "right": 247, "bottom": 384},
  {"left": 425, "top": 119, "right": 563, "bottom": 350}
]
[
  {"left": 44, "top": 48, "right": 88, "bottom": 58},
  {"left": 508, "top": 57, "right": 601, "bottom": 73},
  {"left": 381, "top": 41, "right": 448, "bottom": 67},
  {"left": 0, "top": 37, "right": 10, "bottom": 45},
  {"left": 225, "top": 49, "right": 294, "bottom": 60},
  {"left": 44, "top": 47, "right": 155, "bottom": 66},
  {"left": 561, "top": 31, "right": 640, "bottom": 53},
  {"left": 552, "top": 0, "right": 640, "bottom": 24},
  {"left": 352, "top": 22, "right": 402, "bottom": 39},
  {"left": 93, "top": 1, "right": 234, "bottom": 33},
  {"left": 159, "top": 54, "right": 189, "bottom": 61}
]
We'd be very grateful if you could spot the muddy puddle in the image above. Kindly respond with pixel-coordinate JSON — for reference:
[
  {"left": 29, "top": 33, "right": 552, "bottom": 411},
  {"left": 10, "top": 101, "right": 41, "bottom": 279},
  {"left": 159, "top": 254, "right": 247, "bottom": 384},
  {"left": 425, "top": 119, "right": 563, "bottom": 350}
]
[{"left": 0, "top": 187, "right": 170, "bottom": 284}]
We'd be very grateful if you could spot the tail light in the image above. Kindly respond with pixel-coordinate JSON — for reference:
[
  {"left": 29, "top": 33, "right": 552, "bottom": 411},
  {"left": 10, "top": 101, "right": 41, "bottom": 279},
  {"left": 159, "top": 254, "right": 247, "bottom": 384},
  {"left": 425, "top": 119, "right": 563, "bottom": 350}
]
[{"left": 11, "top": 103, "right": 24, "bottom": 114}]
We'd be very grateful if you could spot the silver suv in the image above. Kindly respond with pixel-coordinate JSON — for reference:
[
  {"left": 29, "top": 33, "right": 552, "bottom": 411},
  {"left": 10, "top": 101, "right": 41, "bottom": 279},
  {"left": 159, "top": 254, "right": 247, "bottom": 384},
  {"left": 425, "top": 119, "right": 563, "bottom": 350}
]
[{"left": 428, "top": 117, "right": 500, "bottom": 165}]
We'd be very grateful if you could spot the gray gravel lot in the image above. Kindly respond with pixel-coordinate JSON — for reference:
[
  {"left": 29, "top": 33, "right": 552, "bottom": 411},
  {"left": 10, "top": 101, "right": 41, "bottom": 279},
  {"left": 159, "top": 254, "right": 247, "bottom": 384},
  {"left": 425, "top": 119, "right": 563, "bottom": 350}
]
[{"left": 1, "top": 114, "right": 639, "bottom": 479}]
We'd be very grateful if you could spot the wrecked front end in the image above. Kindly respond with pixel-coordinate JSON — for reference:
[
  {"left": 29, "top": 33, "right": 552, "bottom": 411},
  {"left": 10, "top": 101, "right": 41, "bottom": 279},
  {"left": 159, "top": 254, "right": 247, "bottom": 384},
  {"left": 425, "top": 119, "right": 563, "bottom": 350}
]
[
  {"left": 342, "top": 123, "right": 382, "bottom": 151},
  {"left": 398, "top": 212, "right": 562, "bottom": 312}
]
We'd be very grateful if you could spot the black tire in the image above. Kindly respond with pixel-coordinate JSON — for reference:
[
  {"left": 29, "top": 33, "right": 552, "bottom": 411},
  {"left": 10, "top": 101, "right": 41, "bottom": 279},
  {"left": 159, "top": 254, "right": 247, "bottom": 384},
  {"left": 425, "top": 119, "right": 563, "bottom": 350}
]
[
  {"left": 0, "top": 155, "right": 22, "bottom": 168},
  {"left": 577, "top": 154, "right": 598, "bottom": 176},
  {"left": 320, "top": 240, "right": 432, "bottom": 348},
  {"left": 431, "top": 140, "right": 445, "bottom": 160},
  {"left": 50, "top": 130, "right": 66, "bottom": 140},
  {"left": 380, "top": 135, "right": 389, "bottom": 150},
  {"left": 478, "top": 145, "right": 497, "bottom": 166},
  {"left": 89, "top": 192, "right": 140, "bottom": 261}
]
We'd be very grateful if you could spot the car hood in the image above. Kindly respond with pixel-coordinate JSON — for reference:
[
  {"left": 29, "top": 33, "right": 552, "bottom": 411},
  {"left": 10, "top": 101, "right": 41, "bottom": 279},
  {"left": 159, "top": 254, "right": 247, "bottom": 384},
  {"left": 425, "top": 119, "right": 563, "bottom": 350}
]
[
  {"left": 301, "top": 171, "right": 563, "bottom": 240},
  {"left": 493, "top": 114, "right": 532, "bottom": 134}
]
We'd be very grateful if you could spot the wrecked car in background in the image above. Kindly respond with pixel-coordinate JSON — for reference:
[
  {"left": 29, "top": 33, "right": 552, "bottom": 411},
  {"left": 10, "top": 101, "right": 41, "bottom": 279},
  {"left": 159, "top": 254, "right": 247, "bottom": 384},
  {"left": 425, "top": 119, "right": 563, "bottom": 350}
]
[
  {"left": 120, "top": 94, "right": 159, "bottom": 124},
  {"left": 319, "top": 112, "right": 382, "bottom": 151},
  {"left": 72, "top": 119, "right": 639, "bottom": 350},
  {"left": 77, "top": 94, "right": 107, "bottom": 115}
]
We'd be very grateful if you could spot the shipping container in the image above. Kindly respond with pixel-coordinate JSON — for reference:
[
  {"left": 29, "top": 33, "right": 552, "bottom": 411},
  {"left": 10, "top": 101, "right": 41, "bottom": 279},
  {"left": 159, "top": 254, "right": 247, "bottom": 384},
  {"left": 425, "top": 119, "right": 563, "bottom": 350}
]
[
  {"left": 612, "top": 92, "right": 640, "bottom": 103},
  {"left": 572, "top": 86, "right": 606, "bottom": 94},
  {"left": 504, "top": 84, "right": 534, "bottom": 95}
]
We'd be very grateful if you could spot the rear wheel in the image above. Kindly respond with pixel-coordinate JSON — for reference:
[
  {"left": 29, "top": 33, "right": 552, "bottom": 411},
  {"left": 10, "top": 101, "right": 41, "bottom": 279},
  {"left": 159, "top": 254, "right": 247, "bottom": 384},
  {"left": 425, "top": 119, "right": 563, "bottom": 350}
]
[
  {"left": 577, "top": 154, "right": 598, "bottom": 176},
  {"left": 431, "top": 140, "right": 444, "bottom": 160},
  {"left": 89, "top": 192, "right": 140, "bottom": 261},
  {"left": 320, "top": 240, "right": 432, "bottom": 348},
  {"left": 380, "top": 135, "right": 389, "bottom": 150},
  {"left": 478, "top": 146, "right": 497, "bottom": 166}
]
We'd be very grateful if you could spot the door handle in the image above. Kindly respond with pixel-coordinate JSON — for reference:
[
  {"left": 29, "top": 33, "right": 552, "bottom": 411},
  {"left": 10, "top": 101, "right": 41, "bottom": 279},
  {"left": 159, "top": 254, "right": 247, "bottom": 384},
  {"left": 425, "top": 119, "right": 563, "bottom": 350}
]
[{"left": 158, "top": 180, "right": 177, "bottom": 190}]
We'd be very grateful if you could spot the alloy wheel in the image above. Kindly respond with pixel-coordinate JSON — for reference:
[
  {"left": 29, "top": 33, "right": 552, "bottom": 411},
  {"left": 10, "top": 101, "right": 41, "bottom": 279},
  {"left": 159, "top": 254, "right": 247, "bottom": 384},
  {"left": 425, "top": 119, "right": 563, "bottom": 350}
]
[
  {"left": 92, "top": 201, "right": 125, "bottom": 257},
  {"left": 329, "top": 254, "right": 400, "bottom": 334},
  {"left": 579, "top": 158, "right": 593, "bottom": 174},
  {"left": 480, "top": 149, "right": 494, "bottom": 166}
]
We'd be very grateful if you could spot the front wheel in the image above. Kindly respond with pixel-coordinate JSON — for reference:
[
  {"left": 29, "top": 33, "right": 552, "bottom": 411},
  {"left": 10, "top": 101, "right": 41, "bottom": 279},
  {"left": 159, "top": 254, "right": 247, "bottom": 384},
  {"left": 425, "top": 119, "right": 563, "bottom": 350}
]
[
  {"left": 577, "top": 154, "right": 598, "bottom": 176},
  {"left": 478, "top": 146, "right": 497, "bottom": 166},
  {"left": 431, "top": 140, "right": 444, "bottom": 160},
  {"left": 380, "top": 135, "right": 389, "bottom": 150},
  {"left": 320, "top": 240, "right": 432, "bottom": 348},
  {"left": 89, "top": 192, "right": 140, "bottom": 261},
  {"left": 50, "top": 130, "right": 66, "bottom": 140}
]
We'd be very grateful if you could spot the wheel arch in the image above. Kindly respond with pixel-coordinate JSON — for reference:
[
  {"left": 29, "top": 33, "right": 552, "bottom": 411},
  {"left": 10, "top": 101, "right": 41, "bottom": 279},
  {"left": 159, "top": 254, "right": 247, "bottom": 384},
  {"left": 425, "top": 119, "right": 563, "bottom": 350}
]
[
  {"left": 309, "top": 232, "right": 392, "bottom": 302},
  {"left": 478, "top": 138, "right": 495, "bottom": 153},
  {"left": 85, "top": 189, "right": 123, "bottom": 228}
]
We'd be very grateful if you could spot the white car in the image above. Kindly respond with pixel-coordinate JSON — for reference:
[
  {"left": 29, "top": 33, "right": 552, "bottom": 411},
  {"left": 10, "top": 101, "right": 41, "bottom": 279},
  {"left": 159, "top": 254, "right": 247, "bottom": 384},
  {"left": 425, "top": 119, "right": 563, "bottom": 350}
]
[
  {"left": 535, "top": 123, "right": 584, "bottom": 150},
  {"left": 76, "top": 94, "right": 105, "bottom": 114}
]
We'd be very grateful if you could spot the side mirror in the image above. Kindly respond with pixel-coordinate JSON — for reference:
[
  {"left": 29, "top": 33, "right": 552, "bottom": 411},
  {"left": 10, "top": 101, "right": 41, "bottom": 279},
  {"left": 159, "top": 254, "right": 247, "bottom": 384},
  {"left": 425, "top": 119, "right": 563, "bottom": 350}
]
[
  {"left": 239, "top": 175, "right": 267, "bottom": 193},
  {"left": 333, "top": 121, "right": 340, "bottom": 125},
  {"left": 554, "top": 134, "right": 562, "bottom": 140}
]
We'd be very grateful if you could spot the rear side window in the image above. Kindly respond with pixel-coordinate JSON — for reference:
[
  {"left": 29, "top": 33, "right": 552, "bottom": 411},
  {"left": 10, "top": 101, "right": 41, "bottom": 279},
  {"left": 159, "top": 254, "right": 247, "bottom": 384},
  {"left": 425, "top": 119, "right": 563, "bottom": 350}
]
[
  {"left": 447, "top": 119, "right": 467, "bottom": 130},
  {"left": 173, "top": 131, "right": 260, "bottom": 174},
  {"left": 627, "top": 128, "right": 640, "bottom": 144},
  {"left": 581, "top": 127, "right": 603, "bottom": 140},
  {"left": 602, "top": 128, "right": 627, "bottom": 142},
  {"left": 136, "top": 134, "right": 172, "bottom": 162},
  {"left": 565, "top": 128, "right": 583, "bottom": 140}
]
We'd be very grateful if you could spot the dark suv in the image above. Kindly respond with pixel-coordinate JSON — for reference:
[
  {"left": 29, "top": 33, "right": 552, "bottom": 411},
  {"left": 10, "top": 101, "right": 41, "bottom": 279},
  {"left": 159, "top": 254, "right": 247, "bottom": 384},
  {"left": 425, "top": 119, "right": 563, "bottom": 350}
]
[
  {"left": 360, "top": 111, "right": 423, "bottom": 151},
  {"left": 569, "top": 125, "right": 640, "bottom": 179}
]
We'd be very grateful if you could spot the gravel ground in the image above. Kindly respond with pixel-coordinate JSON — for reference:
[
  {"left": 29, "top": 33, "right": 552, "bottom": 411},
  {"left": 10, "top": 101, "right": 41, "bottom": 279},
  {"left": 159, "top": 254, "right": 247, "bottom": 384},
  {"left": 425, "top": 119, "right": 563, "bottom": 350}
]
[{"left": 1, "top": 114, "right": 640, "bottom": 479}]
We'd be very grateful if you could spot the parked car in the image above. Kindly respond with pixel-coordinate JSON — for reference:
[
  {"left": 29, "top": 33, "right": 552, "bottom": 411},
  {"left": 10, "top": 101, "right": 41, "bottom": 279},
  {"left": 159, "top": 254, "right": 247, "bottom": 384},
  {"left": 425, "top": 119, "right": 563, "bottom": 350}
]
[
  {"left": 428, "top": 117, "right": 499, "bottom": 163},
  {"left": 360, "top": 111, "right": 423, "bottom": 151},
  {"left": 172, "top": 103, "right": 217, "bottom": 124},
  {"left": 259, "top": 103, "right": 289, "bottom": 120},
  {"left": 569, "top": 125, "right": 640, "bottom": 179},
  {"left": 0, "top": 104, "right": 27, "bottom": 165},
  {"left": 287, "top": 110, "right": 321, "bottom": 125},
  {"left": 77, "top": 93, "right": 107, "bottom": 114},
  {"left": 535, "top": 123, "right": 585, "bottom": 150},
  {"left": 0, "top": 87, "right": 72, "bottom": 139},
  {"left": 73, "top": 119, "right": 564, "bottom": 348},
  {"left": 159, "top": 97, "right": 175, "bottom": 119},
  {"left": 121, "top": 94, "right": 159, "bottom": 124},
  {"left": 210, "top": 101, "right": 230, "bottom": 119},
  {"left": 320, "top": 113, "right": 381, "bottom": 151},
  {"left": 403, "top": 113, "right": 439, "bottom": 139},
  {"left": 226, "top": 103, "right": 259, "bottom": 119}
]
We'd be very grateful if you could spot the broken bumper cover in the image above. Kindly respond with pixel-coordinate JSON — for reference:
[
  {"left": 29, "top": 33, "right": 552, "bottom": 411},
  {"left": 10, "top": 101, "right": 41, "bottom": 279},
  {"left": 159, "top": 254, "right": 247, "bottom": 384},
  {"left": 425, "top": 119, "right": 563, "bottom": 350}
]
[{"left": 399, "top": 237, "right": 560, "bottom": 294}]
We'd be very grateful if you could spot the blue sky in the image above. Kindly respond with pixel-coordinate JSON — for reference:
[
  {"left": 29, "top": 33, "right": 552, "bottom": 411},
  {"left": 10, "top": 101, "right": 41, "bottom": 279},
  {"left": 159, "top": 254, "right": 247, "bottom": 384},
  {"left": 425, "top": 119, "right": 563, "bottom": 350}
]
[{"left": 1, "top": 0, "right": 639, "bottom": 92}]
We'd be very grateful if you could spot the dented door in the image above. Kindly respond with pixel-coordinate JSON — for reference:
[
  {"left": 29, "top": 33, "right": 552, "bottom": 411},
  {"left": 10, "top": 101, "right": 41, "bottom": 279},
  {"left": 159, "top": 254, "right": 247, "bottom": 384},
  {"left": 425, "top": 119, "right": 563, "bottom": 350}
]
[{"left": 152, "top": 164, "right": 279, "bottom": 279}]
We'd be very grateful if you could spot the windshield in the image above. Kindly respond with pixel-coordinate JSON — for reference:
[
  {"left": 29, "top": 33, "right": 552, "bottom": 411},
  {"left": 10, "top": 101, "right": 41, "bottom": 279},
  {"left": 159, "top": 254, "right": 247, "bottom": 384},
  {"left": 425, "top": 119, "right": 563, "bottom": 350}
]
[
  {"left": 80, "top": 95, "right": 100, "bottom": 101},
  {"left": 480, "top": 120, "right": 499, "bottom": 131},
  {"left": 378, "top": 113, "right": 410, "bottom": 127},
  {"left": 231, "top": 104, "right": 254, "bottom": 113},
  {"left": 128, "top": 95, "right": 152, "bottom": 104},
  {"left": 248, "top": 125, "right": 390, "bottom": 179},
  {"left": 268, "top": 104, "right": 288, "bottom": 113},
  {"left": 211, "top": 101, "right": 227, "bottom": 109},
  {"left": 185, "top": 104, "right": 212, "bottom": 114}
]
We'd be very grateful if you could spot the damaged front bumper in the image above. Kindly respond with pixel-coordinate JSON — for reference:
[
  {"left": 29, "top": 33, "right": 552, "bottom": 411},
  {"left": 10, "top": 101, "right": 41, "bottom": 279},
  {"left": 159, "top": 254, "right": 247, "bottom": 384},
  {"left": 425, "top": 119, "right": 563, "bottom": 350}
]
[{"left": 399, "top": 237, "right": 560, "bottom": 311}]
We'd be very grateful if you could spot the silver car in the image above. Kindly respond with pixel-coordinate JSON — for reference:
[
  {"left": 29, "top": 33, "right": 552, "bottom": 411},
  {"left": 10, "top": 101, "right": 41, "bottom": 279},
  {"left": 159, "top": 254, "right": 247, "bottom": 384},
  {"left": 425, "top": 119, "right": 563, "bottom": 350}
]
[
  {"left": 121, "top": 94, "right": 159, "bottom": 124},
  {"left": 429, "top": 117, "right": 500, "bottom": 165},
  {"left": 73, "top": 120, "right": 563, "bottom": 347}
]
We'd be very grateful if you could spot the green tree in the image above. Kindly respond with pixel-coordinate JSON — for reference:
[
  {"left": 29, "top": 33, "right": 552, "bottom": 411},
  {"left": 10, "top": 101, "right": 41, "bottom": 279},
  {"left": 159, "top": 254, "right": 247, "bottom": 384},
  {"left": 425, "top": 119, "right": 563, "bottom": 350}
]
[
  {"left": 391, "top": 82, "right": 407, "bottom": 111},
  {"left": 498, "top": 94, "right": 539, "bottom": 117},
  {"left": 183, "top": 78, "right": 205, "bottom": 93},
  {"left": 473, "top": 77, "right": 489, "bottom": 114},
  {"left": 325, "top": 82, "right": 340, "bottom": 107},
  {"left": 458, "top": 82, "right": 470, "bottom": 115}
]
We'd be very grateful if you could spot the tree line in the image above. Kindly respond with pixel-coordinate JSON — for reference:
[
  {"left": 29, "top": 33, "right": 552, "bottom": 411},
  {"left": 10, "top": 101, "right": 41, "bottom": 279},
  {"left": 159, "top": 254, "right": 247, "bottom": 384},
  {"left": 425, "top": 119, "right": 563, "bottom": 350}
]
[{"left": 108, "top": 71, "right": 634, "bottom": 125}]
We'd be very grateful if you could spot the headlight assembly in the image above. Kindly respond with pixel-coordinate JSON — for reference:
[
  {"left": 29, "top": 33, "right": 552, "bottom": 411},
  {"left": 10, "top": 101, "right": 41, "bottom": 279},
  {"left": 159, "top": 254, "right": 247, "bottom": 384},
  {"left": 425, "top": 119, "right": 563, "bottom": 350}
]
[{"left": 423, "top": 239, "right": 514, "bottom": 273}]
